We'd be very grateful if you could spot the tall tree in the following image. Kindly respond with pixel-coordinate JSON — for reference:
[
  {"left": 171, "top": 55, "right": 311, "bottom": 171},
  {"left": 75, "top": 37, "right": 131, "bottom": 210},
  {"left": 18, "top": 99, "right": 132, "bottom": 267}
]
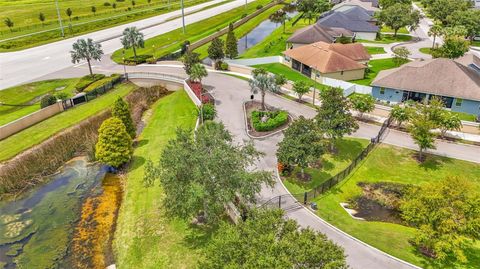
[
  {"left": 375, "top": 3, "right": 421, "bottom": 37},
  {"left": 200, "top": 209, "right": 348, "bottom": 268},
  {"left": 292, "top": 80, "right": 310, "bottom": 101},
  {"left": 70, "top": 38, "right": 104, "bottom": 77},
  {"left": 431, "top": 35, "right": 469, "bottom": 59},
  {"left": 400, "top": 177, "right": 480, "bottom": 263},
  {"left": 4, "top": 17, "right": 14, "bottom": 32},
  {"left": 182, "top": 50, "right": 201, "bottom": 75},
  {"left": 66, "top": 8, "right": 73, "bottom": 22},
  {"left": 207, "top": 37, "right": 225, "bottom": 68},
  {"left": 249, "top": 71, "right": 280, "bottom": 110},
  {"left": 392, "top": 46, "right": 411, "bottom": 66},
  {"left": 316, "top": 87, "right": 358, "bottom": 151},
  {"left": 91, "top": 6, "right": 97, "bottom": 15},
  {"left": 390, "top": 104, "right": 412, "bottom": 127},
  {"left": 447, "top": 9, "right": 480, "bottom": 40},
  {"left": 438, "top": 111, "right": 462, "bottom": 139},
  {"left": 350, "top": 94, "right": 375, "bottom": 118},
  {"left": 225, "top": 23, "right": 238, "bottom": 59},
  {"left": 95, "top": 117, "right": 133, "bottom": 168},
  {"left": 277, "top": 117, "right": 324, "bottom": 179},
  {"left": 112, "top": 97, "right": 136, "bottom": 138},
  {"left": 148, "top": 121, "right": 274, "bottom": 224},
  {"left": 189, "top": 63, "right": 208, "bottom": 83},
  {"left": 408, "top": 114, "right": 436, "bottom": 161},
  {"left": 120, "top": 27, "right": 145, "bottom": 63},
  {"left": 38, "top": 12, "right": 46, "bottom": 26},
  {"left": 427, "top": 0, "right": 470, "bottom": 25},
  {"left": 269, "top": 10, "right": 288, "bottom": 33},
  {"left": 428, "top": 24, "right": 443, "bottom": 49}
]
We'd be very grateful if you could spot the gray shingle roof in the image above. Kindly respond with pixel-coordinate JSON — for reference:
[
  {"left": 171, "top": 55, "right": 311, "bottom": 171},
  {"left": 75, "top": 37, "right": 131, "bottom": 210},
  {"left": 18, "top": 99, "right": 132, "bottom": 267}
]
[
  {"left": 287, "top": 24, "right": 354, "bottom": 44},
  {"left": 318, "top": 10, "right": 379, "bottom": 33}
]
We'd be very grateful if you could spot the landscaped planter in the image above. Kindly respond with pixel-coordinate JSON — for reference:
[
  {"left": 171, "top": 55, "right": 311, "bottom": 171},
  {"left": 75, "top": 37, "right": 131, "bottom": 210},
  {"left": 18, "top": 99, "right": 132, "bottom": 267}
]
[
  {"left": 187, "top": 81, "right": 214, "bottom": 104},
  {"left": 244, "top": 101, "right": 291, "bottom": 137}
]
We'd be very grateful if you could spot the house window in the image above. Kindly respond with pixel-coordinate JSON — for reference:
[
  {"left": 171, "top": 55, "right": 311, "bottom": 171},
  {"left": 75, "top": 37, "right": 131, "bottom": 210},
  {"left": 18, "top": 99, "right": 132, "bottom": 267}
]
[
  {"left": 379, "top": 87, "right": 385, "bottom": 94},
  {"left": 455, "top": 98, "right": 463, "bottom": 106}
]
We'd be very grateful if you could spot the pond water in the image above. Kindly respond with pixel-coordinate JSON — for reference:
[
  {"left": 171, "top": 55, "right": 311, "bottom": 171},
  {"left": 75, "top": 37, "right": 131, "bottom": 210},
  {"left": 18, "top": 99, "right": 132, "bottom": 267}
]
[{"left": 0, "top": 157, "right": 120, "bottom": 269}]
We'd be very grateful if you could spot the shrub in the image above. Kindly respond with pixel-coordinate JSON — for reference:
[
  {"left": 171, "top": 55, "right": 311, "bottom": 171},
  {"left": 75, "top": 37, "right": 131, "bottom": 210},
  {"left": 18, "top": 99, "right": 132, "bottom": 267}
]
[
  {"left": 83, "top": 74, "right": 121, "bottom": 94},
  {"left": 55, "top": 92, "right": 70, "bottom": 101},
  {"left": 95, "top": 117, "right": 133, "bottom": 168},
  {"left": 241, "top": 13, "right": 248, "bottom": 18},
  {"left": 251, "top": 110, "right": 288, "bottom": 132},
  {"left": 124, "top": 54, "right": 152, "bottom": 65},
  {"left": 219, "top": 62, "right": 229, "bottom": 71},
  {"left": 75, "top": 74, "right": 106, "bottom": 92},
  {"left": 112, "top": 97, "right": 136, "bottom": 138},
  {"left": 104, "top": 2, "right": 111, "bottom": 6},
  {"left": 256, "top": 4, "right": 263, "bottom": 10},
  {"left": 200, "top": 103, "right": 216, "bottom": 121},
  {"left": 146, "top": 57, "right": 157, "bottom": 64},
  {"left": 40, "top": 94, "right": 57, "bottom": 108}
]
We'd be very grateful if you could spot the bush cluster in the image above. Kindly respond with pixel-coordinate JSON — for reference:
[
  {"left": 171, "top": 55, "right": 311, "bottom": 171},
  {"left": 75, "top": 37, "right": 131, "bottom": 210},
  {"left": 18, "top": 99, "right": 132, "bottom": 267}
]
[
  {"left": 40, "top": 94, "right": 57, "bottom": 108},
  {"left": 251, "top": 110, "right": 288, "bottom": 132},
  {"left": 200, "top": 103, "right": 216, "bottom": 121},
  {"left": 75, "top": 74, "right": 106, "bottom": 92},
  {"left": 124, "top": 54, "right": 152, "bottom": 65},
  {"left": 83, "top": 74, "right": 121, "bottom": 94}
]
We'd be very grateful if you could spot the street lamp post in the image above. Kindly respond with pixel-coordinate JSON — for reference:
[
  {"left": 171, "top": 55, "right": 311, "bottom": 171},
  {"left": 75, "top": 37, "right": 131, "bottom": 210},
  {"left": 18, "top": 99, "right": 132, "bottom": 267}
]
[
  {"left": 122, "top": 57, "right": 128, "bottom": 80},
  {"left": 55, "top": 0, "right": 65, "bottom": 38},
  {"left": 181, "top": 0, "right": 186, "bottom": 34}
]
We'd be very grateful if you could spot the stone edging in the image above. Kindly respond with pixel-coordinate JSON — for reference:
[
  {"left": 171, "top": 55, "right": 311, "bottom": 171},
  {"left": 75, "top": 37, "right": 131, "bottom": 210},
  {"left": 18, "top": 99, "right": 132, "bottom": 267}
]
[{"left": 242, "top": 101, "right": 292, "bottom": 139}]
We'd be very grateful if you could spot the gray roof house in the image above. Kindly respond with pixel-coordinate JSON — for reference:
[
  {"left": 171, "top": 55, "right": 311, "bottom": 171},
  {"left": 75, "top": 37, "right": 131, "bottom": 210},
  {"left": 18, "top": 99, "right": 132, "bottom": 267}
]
[
  {"left": 287, "top": 24, "right": 354, "bottom": 48},
  {"left": 332, "top": 0, "right": 379, "bottom": 13},
  {"left": 318, "top": 9, "right": 379, "bottom": 40},
  {"left": 371, "top": 55, "right": 480, "bottom": 116}
]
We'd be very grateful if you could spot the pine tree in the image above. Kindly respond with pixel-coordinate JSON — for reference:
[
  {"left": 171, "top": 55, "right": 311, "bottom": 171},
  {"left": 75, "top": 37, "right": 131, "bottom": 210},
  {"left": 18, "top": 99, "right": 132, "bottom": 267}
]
[
  {"left": 225, "top": 23, "right": 238, "bottom": 59},
  {"left": 112, "top": 97, "right": 136, "bottom": 138},
  {"left": 207, "top": 37, "right": 224, "bottom": 68},
  {"left": 95, "top": 117, "right": 133, "bottom": 168}
]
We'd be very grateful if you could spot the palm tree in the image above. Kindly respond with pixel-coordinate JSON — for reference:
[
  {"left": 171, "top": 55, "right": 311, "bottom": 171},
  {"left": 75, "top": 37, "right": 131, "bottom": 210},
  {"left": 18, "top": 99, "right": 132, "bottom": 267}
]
[
  {"left": 189, "top": 63, "right": 208, "bottom": 83},
  {"left": 39, "top": 12, "right": 46, "bottom": 26},
  {"left": 4, "top": 17, "right": 14, "bottom": 32},
  {"left": 70, "top": 38, "right": 104, "bottom": 77},
  {"left": 120, "top": 27, "right": 145, "bottom": 63},
  {"left": 249, "top": 72, "right": 280, "bottom": 110},
  {"left": 269, "top": 10, "right": 288, "bottom": 33},
  {"left": 428, "top": 24, "right": 443, "bottom": 49},
  {"left": 66, "top": 8, "right": 73, "bottom": 22}
]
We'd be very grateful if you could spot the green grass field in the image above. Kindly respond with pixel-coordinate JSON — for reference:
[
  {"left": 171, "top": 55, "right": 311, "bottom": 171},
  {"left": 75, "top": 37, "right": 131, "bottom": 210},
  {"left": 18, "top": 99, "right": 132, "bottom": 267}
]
[
  {"left": 0, "top": 78, "right": 80, "bottom": 126},
  {"left": 192, "top": 3, "right": 284, "bottom": 59},
  {"left": 358, "top": 34, "right": 412, "bottom": 44},
  {"left": 365, "top": 46, "right": 386, "bottom": 55},
  {"left": 351, "top": 58, "right": 400, "bottom": 86},
  {"left": 419, "top": 47, "right": 433, "bottom": 55},
  {"left": 113, "top": 90, "right": 210, "bottom": 268},
  {"left": 380, "top": 26, "right": 409, "bottom": 35},
  {"left": 308, "top": 144, "right": 480, "bottom": 268},
  {"left": 111, "top": 0, "right": 272, "bottom": 63},
  {"left": 252, "top": 63, "right": 329, "bottom": 90},
  {"left": 0, "top": 0, "right": 211, "bottom": 51},
  {"left": 0, "top": 82, "right": 136, "bottom": 162},
  {"left": 239, "top": 15, "right": 309, "bottom": 58}
]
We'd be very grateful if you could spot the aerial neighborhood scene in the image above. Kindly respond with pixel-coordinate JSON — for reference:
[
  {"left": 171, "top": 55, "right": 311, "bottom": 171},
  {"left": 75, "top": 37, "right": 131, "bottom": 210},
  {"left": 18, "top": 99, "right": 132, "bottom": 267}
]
[{"left": 1, "top": 0, "right": 480, "bottom": 268}]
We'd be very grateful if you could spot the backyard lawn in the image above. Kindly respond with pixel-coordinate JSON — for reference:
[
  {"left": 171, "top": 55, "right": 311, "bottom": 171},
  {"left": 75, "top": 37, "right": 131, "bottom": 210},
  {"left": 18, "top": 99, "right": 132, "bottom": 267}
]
[
  {"left": 0, "top": 82, "right": 136, "bottom": 161},
  {"left": 380, "top": 26, "right": 409, "bottom": 35},
  {"left": 365, "top": 46, "right": 386, "bottom": 55},
  {"left": 239, "top": 16, "right": 310, "bottom": 58},
  {"left": 113, "top": 90, "right": 209, "bottom": 268},
  {"left": 357, "top": 34, "right": 412, "bottom": 44},
  {"left": 111, "top": 0, "right": 273, "bottom": 63},
  {"left": 350, "top": 58, "right": 400, "bottom": 86},
  {"left": 419, "top": 47, "right": 433, "bottom": 55},
  {"left": 252, "top": 63, "right": 329, "bottom": 90},
  {"left": 311, "top": 144, "right": 480, "bottom": 268}
]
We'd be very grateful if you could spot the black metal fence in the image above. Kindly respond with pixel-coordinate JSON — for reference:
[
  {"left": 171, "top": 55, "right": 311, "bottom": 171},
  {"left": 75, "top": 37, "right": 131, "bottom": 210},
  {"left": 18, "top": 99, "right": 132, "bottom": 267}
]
[{"left": 261, "top": 116, "right": 393, "bottom": 209}]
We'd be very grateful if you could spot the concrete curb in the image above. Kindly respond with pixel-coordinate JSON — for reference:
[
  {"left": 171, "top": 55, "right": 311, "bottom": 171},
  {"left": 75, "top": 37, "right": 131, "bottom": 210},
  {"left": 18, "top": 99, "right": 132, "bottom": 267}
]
[{"left": 242, "top": 101, "right": 292, "bottom": 139}]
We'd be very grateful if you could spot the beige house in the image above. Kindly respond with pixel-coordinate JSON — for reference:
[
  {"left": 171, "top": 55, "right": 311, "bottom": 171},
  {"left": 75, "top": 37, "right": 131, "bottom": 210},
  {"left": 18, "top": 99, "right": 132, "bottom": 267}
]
[{"left": 282, "top": 41, "right": 370, "bottom": 81}]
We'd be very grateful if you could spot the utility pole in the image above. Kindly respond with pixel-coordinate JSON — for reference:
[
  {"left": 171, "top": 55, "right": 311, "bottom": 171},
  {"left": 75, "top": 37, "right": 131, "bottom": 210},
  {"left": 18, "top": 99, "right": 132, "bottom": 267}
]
[
  {"left": 55, "top": 0, "right": 65, "bottom": 38},
  {"left": 181, "top": 0, "right": 186, "bottom": 33},
  {"left": 245, "top": 0, "right": 247, "bottom": 10}
]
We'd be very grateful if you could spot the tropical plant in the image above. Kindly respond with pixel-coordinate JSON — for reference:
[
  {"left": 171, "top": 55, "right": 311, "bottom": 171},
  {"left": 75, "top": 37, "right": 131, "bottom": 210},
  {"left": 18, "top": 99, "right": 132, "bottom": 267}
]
[
  {"left": 350, "top": 94, "right": 375, "bottom": 118},
  {"left": 277, "top": 117, "right": 324, "bottom": 178},
  {"left": 95, "top": 117, "right": 133, "bottom": 168},
  {"left": 66, "top": 8, "right": 73, "bottom": 22},
  {"left": 225, "top": 23, "right": 238, "bottom": 59},
  {"left": 4, "top": 17, "right": 14, "bottom": 32},
  {"left": 38, "top": 12, "right": 46, "bottom": 26},
  {"left": 120, "top": 26, "right": 145, "bottom": 63},
  {"left": 200, "top": 209, "right": 348, "bottom": 268},
  {"left": 182, "top": 50, "right": 200, "bottom": 75},
  {"left": 428, "top": 24, "right": 443, "bottom": 49},
  {"left": 70, "top": 38, "right": 104, "bottom": 77},
  {"left": 91, "top": 6, "right": 97, "bottom": 15},
  {"left": 112, "top": 97, "right": 136, "bottom": 138},
  {"left": 200, "top": 103, "right": 216, "bottom": 121},
  {"left": 249, "top": 71, "right": 280, "bottom": 110},
  {"left": 189, "top": 63, "right": 208, "bottom": 83},
  {"left": 292, "top": 80, "right": 310, "bottom": 101},
  {"left": 208, "top": 37, "right": 225, "bottom": 68},
  {"left": 269, "top": 10, "right": 289, "bottom": 33}
]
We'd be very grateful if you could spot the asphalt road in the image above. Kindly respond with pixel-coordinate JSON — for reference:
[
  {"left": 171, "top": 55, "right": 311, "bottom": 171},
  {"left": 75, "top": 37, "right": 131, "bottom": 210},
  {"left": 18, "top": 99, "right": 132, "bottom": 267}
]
[{"left": 0, "top": 0, "right": 256, "bottom": 90}]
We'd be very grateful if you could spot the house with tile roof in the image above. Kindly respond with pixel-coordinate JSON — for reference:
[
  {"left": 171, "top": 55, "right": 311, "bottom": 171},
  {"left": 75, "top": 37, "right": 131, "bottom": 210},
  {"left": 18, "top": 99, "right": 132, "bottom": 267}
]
[
  {"left": 282, "top": 41, "right": 371, "bottom": 81},
  {"left": 371, "top": 55, "right": 480, "bottom": 115}
]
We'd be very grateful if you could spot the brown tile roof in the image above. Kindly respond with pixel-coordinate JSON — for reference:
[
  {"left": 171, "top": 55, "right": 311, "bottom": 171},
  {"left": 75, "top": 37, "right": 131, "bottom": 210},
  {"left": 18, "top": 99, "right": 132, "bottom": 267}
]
[
  {"left": 328, "top": 42, "right": 371, "bottom": 61},
  {"left": 287, "top": 24, "right": 353, "bottom": 44},
  {"left": 372, "top": 56, "right": 480, "bottom": 101},
  {"left": 283, "top": 41, "right": 368, "bottom": 73}
]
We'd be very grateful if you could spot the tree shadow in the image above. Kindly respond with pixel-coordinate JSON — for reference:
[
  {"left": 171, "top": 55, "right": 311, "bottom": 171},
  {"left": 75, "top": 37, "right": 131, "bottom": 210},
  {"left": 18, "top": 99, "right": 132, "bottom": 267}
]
[
  {"left": 136, "top": 139, "right": 149, "bottom": 148},
  {"left": 129, "top": 155, "right": 146, "bottom": 171},
  {"left": 182, "top": 222, "right": 218, "bottom": 250},
  {"left": 417, "top": 153, "right": 452, "bottom": 171},
  {"left": 417, "top": 239, "right": 479, "bottom": 269},
  {"left": 331, "top": 139, "right": 364, "bottom": 162}
]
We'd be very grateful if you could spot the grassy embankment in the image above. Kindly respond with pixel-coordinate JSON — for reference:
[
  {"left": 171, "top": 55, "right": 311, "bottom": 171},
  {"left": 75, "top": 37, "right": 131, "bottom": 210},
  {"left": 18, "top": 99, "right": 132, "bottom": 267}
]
[
  {"left": 111, "top": 0, "right": 273, "bottom": 63},
  {"left": 283, "top": 143, "right": 480, "bottom": 268},
  {"left": 0, "top": 83, "right": 136, "bottom": 162},
  {"left": 0, "top": 78, "right": 80, "bottom": 126},
  {"left": 114, "top": 90, "right": 213, "bottom": 268},
  {"left": 0, "top": 0, "right": 212, "bottom": 51}
]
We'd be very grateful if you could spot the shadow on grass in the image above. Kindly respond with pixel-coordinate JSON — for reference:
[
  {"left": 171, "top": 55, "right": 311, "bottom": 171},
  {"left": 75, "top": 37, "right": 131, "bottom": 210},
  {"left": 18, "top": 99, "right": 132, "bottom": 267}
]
[
  {"left": 183, "top": 222, "right": 218, "bottom": 250},
  {"left": 129, "top": 155, "right": 146, "bottom": 171},
  {"left": 331, "top": 139, "right": 364, "bottom": 162},
  {"left": 136, "top": 139, "right": 149, "bottom": 148},
  {"left": 417, "top": 153, "right": 452, "bottom": 171}
]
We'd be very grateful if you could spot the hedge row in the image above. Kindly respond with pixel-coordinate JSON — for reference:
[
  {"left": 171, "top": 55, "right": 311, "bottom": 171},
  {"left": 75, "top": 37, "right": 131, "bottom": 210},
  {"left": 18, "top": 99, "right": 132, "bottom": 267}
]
[
  {"left": 84, "top": 74, "right": 122, "bottom": 94},
  {"left": 123, "top": 54, "right": 154, "bottom": 65},
  {"left": 251, "top": 110, "right": 288, "bottom": 132},
  {"left": 75, "top": 74, "right": 106, "bottom": 91}
]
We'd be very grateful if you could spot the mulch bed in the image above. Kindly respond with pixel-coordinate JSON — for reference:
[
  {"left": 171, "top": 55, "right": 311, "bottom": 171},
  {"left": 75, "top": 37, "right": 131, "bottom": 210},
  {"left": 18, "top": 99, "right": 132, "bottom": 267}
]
[{"left": 244, "top": 101, "right": 291, "bottom": 137}]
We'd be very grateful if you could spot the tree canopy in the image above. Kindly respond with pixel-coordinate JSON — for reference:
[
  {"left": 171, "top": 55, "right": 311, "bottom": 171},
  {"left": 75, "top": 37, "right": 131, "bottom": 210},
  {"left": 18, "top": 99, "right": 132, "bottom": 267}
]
[
  {"left": 189, "top": 63, "right": 208, "bottom": 83},
  {"left": 249, "top": 71, "right": 280, "bottom": 110},
  {"left": 431, "top": 35, "right": 469, "bottom": 59},
  {"left": 427, "top": 0, "right": 470, "bottom": 25},
  {"left": 70, "top": 38, "right": 104, "bottom": 77},
  {"left": 95, "top": 117, "right": 133, "bottom": 168},
  {"left": 200, "top": 209, "right": 348, "bottom": 269},
  {"left": 112, "top": 97, "right": 136, "bottom": 138},
  {"left": 120, "top": 27, "right": 145, "bottom": 62},
  {"left": 350, "top": 94, "right": 375, "bottom": 118},
  {"left": 225, "top": 23, "right": 238, "bottom": 59},
  {"left": 292, "top": 80, "right": 311, "bottom": 101},
  {"left": 182, "top": 50, "right": 201, "bottom": 75},
  {"left": 208, "top": 37, "right": 225, "bottom": 67},
  {"left": 375, "top": 3, "right": 421, "bottom": 36}
]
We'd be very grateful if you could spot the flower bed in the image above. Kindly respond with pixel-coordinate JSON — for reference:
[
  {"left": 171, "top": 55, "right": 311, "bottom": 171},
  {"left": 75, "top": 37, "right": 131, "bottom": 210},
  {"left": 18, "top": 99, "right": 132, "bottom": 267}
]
[
  {"left": 187, "top": 81, "right": 214, "bottom": 104},
  {"left": 251, "top": 110, "right": 288, "bottom": 132}
]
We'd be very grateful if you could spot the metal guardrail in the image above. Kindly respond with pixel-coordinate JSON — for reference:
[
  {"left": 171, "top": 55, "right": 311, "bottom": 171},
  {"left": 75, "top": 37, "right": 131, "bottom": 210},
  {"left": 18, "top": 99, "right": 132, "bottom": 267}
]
[{"left": 127, "top": 72, "right": 186, "bottom": 83}]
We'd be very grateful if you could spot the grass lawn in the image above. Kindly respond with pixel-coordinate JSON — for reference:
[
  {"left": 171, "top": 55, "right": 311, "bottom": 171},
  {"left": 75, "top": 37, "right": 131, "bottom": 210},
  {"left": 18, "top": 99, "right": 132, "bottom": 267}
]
[
  {"left": 0, "top": 78, "right": 80, "bottom": 126},
  {"left": 283, "top": 138, "right": 370, "bottom": 194},
  {"left": 452, "top": 111, "right": 478, "bottom": 122},
  {"left": 239, "top": 15, "right": 310, "bottom": 58},
  {"left": 0, "top": 82, "right": 136, "bottom": 162},
  {"left": 0, "top": 0, "right": 211, "bottom": 51},
  {"left": 111, "top": 0, "right": 272, "bottom": 63},
  {"left": 358, "top": 34, "right": 412, "bottom": 44},
  {"left": 419, "top": 47, "right": 433, "bottom": 55},
  {"left": 350, "top": 58, "right": 401, "bottom": 86},
  {"left": 380, "top": 26, "right": 409, "bottom": 35},
  {"left": 471, "top": 40, "right": 480, "bottom": 47},
  {"left": 312, "top": 144, "right": 480, "bottom": 268},
  {"left": 113, "top": 90, "right": 209, "bottom": 268},
  {"left": 252, "top": 63, "right": 329, "bottom": 90},
  {"left": 365, "top": 46, "right": 386, "bottom": 55},
  {"left": 193, "top": 4, "right": 284, "bottom": 59}
]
